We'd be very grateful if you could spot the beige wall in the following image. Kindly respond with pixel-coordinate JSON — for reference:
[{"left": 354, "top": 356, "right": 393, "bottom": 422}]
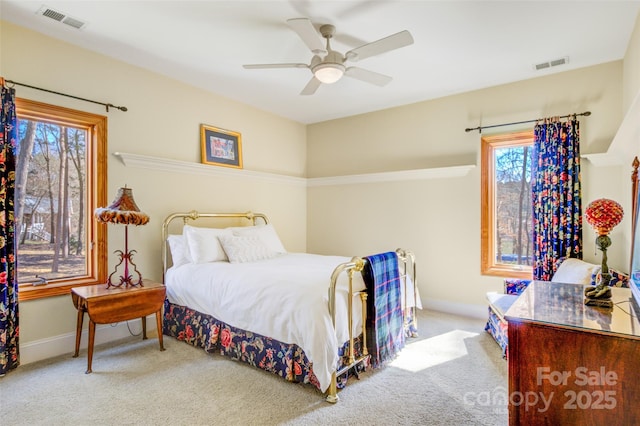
[
  {"left": 623, "top": 12, "right": 640, "bottom": 114},
  {"left": 2, "top": 22, "right": 307, "bottom": 349},
  {"left": 307, "top": 61, "right": 628, "bottom": 314}
]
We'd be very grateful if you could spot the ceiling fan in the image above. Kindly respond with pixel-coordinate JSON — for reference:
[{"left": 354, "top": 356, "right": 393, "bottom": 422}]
[{"left": 243, "top": 18, "right": 414, "bottom": 95}]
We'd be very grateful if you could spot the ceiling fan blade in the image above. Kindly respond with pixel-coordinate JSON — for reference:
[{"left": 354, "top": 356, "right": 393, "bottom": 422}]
[
  {"left": 345, "top": 30, "right": 414, "bottom": 62},
  {"left": 300, "top": 77, "right": 322, "bottom": 95},
  {"left": 243, "top": 63, "right": 309, "bottom": 69},
  {"left": 286, "top": 18, "right": 327, "bottom": 56},
  {"left": 345, "top": 67, "right": 392, "bottom": 87}
]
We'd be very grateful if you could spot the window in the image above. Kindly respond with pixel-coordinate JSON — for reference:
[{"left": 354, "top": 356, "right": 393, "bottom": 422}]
[
  {"left": 481, "top": 131, "right": 534, "bottom": 278},
  {"left": 16, "top": 98, "right": 107, "bottom": 300}
]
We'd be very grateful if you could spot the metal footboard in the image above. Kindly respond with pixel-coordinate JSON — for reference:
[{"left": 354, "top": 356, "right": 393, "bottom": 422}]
[
  {"left": 396, "top": 248, "right": 419, "bottom": 337},
  {"left": 326, "top": 249, "right": 417, "bottom": 403}
]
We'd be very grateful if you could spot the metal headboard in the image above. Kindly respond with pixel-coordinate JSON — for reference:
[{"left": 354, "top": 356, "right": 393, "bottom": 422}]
[{"left": 161, "top": 211, "right": 269, "bottom": 280}]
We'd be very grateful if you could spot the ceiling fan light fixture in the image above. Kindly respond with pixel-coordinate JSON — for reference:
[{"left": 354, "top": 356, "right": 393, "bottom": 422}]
[{"left": 313, "top": 63, "right": 345, "bottom": 84}]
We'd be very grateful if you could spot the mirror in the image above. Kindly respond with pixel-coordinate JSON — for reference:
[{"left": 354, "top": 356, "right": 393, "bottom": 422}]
[{"left": 630, "top": 157, "right": 640, "bottom": 304}]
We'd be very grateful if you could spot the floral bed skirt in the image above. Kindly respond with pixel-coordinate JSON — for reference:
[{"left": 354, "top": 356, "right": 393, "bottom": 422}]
[{"left": 162, "top": 300, "right": 366, "bottom": 392}]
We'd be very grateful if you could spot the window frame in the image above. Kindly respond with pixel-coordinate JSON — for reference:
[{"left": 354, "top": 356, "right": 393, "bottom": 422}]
[
  {"left": 16, "top": 98, "right": 107, "bottom": 301},
  {"left": 481, "top": 131, "right": 534, "bottom": 278}
]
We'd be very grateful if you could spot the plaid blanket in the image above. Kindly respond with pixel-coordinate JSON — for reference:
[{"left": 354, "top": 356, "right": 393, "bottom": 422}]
[{"left": 363, "top": 251, "right": 406, "bottom": 368}]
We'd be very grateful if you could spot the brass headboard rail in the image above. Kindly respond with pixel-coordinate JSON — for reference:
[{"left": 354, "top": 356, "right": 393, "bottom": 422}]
[{"left": 161, "top": 211, "right": 269, "bottom": 280}]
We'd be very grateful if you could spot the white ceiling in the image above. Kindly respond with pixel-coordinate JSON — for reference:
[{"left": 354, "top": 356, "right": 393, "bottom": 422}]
[{"left": 2, "top": 1, "right": 640, "bottom": 124}]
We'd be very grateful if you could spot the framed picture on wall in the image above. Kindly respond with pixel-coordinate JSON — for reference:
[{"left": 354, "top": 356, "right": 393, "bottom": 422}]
[{"left": 200, "top": 124, "right": 243, "bottom": 169}]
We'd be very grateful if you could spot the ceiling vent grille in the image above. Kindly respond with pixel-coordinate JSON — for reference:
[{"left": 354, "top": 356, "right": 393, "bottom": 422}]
[
  {"left": 534, "top": 56, "right": 569, "bottom": 71},
  {"left": 37, "top": 5, "right": 87, "bottom": 30}
]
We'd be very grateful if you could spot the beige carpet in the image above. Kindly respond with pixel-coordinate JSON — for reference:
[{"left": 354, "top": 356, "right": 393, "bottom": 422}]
[{"left": 2, "top": 309, "right": 508, "bottom": 425}]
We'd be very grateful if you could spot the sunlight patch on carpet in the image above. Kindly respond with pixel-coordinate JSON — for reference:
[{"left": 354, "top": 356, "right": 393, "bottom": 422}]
[{"left": 390, "top": 330, "right": 478, "bottom": 372}]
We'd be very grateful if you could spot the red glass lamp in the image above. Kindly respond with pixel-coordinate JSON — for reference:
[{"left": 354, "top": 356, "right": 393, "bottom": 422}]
[
  {"left": 95, "top": 186, "right": 150, "bottom": 288},
  {"left": 584, "top": 198, "right": 624, "bottom": 306}
]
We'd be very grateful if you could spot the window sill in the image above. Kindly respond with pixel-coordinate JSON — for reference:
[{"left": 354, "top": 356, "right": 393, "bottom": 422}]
[
  {"left": 482, "top": 266, "right": 532, "bottom": 280},
  {"left": 18, "top": 278, "right": 102, "bottom": 301}
]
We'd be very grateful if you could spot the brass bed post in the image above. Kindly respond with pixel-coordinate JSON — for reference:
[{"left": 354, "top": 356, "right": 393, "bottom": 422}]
[
  {"left": 347, "top": 267, "right": 355, "bottom": 365},
  {"left": 360, "top": 292, "right": 368, "bottom": 356},
  {"left": 327, "top": 256, "right": 365, "bottom": 403},
  {"left": 396, "top": 249, "right": 418, "bottom": 336}
]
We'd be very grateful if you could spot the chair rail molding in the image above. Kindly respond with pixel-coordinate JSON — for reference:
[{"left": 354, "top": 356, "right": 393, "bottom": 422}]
[
  {"left": 113, "top": 152, "right": 307, "bottom": 186},
  {"left": 114, "top": 152, "right": 475, "bottom": 187},
  {"left": 307, "top": 165, "right": 475, "bottom": 187}
]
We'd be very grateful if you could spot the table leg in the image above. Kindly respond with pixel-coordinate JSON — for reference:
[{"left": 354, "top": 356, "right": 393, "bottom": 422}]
[
  {"left": 155, "top": 310, "right": 165, "bottom": 351},
  {"left": 73, "top": 307, "right": 84, "bottom": 358},
  {"left": 86, "top": 320, "right": 95, "bottom": 374},
  {"left": 142, "top": 316, "right": 148, "bottom": 340}
]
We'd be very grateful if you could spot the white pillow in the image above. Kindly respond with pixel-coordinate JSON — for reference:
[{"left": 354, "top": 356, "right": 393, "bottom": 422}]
[
  {"left": 167, "top": 234, "right": 192, "bottom": 267},
  {"left": 183, "top": 224, "right": 232, "bottom": 263},
  {"left": 218, "top": 234, "right": 280, "bottom": 263},
  {"left": 230, "top": 223, "right": 287, "bottom": 253},
  {"left": 551, "top": 258, "right": 600, "bottom": 285}
]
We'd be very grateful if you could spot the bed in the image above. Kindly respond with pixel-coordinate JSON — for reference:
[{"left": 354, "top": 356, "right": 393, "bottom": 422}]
[{"left": 161, "top": 211, "right": 419, "bottom": 402}]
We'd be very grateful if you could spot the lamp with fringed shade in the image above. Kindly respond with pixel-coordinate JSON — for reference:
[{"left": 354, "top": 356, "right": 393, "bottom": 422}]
[
  {"left": 95, "top": 186, "right": 149, "bottom": 289},
  {"left": 583, "top": 198, "right": 624, "bottom": 307}
]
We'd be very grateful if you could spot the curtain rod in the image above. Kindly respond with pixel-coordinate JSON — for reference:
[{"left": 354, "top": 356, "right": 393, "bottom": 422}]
[
  {"left": 465, "top": 111, "right": 591, "bottom": 133},
  {"left": 4, "top": 79, "right": 127, "bottom": 112}
]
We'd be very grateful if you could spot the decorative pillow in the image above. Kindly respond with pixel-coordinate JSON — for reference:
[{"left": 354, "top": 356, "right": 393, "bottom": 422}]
[
  {"left": 595, "top": 268, "right": 630, "bottom": 288},
  {"left": 183, "top": 224, "right": 232, "bottom": 263},
  {"left": 167, "top": 234, "right": 192, "bottom": 267},
  {"left": 218, "top": 234, "right": 280, "bottom": 263},
  {"left": 551, "top": 258, "right": 601, "bottom": 285},
  {"left": 230, "top": 223, "right": 287, "bottom": 253},
  {"left": 504, "top": 278, "right": 532, "bottom": 295}
]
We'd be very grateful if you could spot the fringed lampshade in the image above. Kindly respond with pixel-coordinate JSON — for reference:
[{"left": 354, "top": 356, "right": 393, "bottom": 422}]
[
  {"left": 583, "top": 198, "right": 624, "bottom": 307},
  {"left": 95, "top": 187, "right": 149, "bottom": 288}
]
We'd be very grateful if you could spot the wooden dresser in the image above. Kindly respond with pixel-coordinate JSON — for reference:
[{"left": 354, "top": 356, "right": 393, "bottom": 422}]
[{"left": 505, "top": 281, "right": 640, "bottom": 425}]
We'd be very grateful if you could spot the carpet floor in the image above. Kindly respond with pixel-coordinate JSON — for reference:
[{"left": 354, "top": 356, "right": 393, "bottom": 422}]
[{"left": 2, "top": 309, "right": 508, "bottom": 425}]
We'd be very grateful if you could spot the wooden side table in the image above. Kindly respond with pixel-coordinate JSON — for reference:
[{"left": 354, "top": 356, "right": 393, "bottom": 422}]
[{"left": 71, "top": 280, "right": 166, "bottom": 373}]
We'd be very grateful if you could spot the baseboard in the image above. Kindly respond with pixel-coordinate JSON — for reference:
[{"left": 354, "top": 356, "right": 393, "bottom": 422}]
[
  {"left": 20, "top": 316, "right": 158, "bottom": 365},
  {"left": 422, "top": 298, "right": 487, "bottom": 320}
]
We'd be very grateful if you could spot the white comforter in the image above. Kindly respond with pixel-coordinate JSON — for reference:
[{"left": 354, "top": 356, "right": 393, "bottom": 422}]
[{"left": 164, "top": 253, "right": 366, "bottom": 392}]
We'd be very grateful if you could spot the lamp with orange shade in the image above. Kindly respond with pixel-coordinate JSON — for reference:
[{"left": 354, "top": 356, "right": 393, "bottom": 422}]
[
  {"left": 583, "top": 198, "right": 624, "bottom": 307},
  {"left": 95, "top": 186, "right": 149, "bottom": 289}
]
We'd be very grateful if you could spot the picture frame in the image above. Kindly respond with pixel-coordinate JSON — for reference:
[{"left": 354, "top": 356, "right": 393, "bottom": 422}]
[{"left": 200, "top": 124, "right": 243, "bottom": 169}]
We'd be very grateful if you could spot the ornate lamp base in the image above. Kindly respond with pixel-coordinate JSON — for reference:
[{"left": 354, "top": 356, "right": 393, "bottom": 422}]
[
  {"left": 106, "top": 249, "right": 144, "bottom": 289},
  {"left": 584, "top": 298, "right": 614, "bottom": 308},
  {"left": 584, "top": 235, "right": 613, "bottom": 308}
]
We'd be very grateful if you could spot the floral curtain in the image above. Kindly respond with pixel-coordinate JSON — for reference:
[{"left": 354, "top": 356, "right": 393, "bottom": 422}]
[
  {"left": 0, "top": 79, "right": 19, "bottom": 375},
  {"left": 532, "top": 117, "right": 582, "bottom": 281}
]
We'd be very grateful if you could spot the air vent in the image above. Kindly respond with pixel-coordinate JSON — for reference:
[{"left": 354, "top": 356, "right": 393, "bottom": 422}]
[
  {"left": 37, "top": 5, "right": 87, "bottom": 30},
  {"left": 534, "top": 56, "right": 569, "bottom": 71}
]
